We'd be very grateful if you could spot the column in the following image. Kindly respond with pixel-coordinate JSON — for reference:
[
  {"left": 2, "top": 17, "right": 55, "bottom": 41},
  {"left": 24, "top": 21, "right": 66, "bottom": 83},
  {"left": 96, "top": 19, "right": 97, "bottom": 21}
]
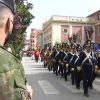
[
  {"left": 43, "top": 31, "right": 44, "bottom": 48},
  {"left": 82, "top": 26, "right": 84, "bottom": 45},
  {"left": 70, "top": 25, "right": 72, "bottom": 37}
]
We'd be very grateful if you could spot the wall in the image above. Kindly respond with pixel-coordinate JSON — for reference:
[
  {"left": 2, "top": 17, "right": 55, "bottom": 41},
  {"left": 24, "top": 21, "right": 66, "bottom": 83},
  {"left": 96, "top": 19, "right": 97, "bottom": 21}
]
[
  {"left": 52, "top": 23, "right": 61, "bottom": 46},
  {"left": 61, "top": 25, "right": 70, "bottom": 42},
  {"left": 95, "top": 24, "right": 100, "bottom": 44},
  {"left": 43, "top": 24, "right": 52, "bottom": 46},
  {"left": 72, "top": 26, "right": 82, "bottom": 43}
]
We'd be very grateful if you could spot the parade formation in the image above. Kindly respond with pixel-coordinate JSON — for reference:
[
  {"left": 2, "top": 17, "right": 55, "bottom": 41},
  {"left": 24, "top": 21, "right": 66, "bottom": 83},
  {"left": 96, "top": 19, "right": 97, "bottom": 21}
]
[{"left": 40, "top": 37, "right": 100, "bottom": 97}]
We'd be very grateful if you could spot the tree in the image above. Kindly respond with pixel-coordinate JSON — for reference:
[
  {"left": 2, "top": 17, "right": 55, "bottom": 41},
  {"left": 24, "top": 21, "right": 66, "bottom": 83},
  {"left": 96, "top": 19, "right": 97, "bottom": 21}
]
[
  {"left": 68, "top": 35, "right": 73, "bottom": 43},
  {"left": 73, "top": 34, "right": 77, "bottom": 43},
  {"left": 5, "top": 0, "right": 34, "bottom": 59},
  {"left": 84, "top": 27, "right": 94, "bottom": 40}
]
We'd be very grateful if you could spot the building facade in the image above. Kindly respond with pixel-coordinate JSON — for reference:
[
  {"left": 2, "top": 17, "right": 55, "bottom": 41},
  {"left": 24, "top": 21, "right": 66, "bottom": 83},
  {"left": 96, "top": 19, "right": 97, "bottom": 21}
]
[
  {"left": 30, "top": 28, "right": 40, "bottom": 50},
  {"left": 87, "top": 10, "right": 100, "bottom": 44},
  {"left": 42, "top": 15, "right": 95, "bottom": 48},
  {"left": 36, "top": 30, "right": 43, "bottom": 50},
  {"left": 22, "top": 39, "right": 30, "bottom": 51},
  {"left": 34, "top": 10, "right": 100, "bottom": 49}
]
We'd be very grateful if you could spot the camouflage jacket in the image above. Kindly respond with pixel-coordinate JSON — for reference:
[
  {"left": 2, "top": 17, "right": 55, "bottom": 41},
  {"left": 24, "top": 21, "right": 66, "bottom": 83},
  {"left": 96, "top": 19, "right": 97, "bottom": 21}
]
[{"left": 0, "top": 46, "right": 31, "bottom": 100}]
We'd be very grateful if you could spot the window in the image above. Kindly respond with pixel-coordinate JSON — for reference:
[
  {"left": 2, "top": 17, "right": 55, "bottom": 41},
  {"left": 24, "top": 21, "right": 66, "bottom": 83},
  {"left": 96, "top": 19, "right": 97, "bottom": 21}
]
[
  {"left": 63, "top": 29, "right": 68, "bottom": 34},
  {"left": 33, "top": 40, "right": 34, "bottom": 42},
  {"left": 98, "top": 28, "right": 100, "bottom": 36},
  {"left": 33, "top": 36, "right": 34, "bottom": 38}
]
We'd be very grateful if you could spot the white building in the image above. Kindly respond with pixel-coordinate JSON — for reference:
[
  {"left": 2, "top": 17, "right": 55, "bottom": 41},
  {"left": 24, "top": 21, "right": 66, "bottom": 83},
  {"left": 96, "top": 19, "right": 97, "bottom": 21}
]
[
  {"left": 36, "top": 30, "right": 43, "bottom": 50},
  {"left": 42, "top": 15, "right": 95, "bottom": 48}
]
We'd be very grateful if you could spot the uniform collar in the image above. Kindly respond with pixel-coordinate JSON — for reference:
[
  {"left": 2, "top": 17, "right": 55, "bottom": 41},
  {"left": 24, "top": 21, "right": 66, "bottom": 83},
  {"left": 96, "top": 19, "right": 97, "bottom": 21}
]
[{"left": 0, "top": 44, "right": 6, "bottom": 50}]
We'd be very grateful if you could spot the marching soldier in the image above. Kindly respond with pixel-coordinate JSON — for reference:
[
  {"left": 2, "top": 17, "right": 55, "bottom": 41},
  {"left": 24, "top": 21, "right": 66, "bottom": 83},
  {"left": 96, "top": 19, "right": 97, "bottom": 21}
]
[
  {"left": 55, "top": 44, "right": 60, "bottom": 76},
  {"left": 61, "top": 43, "right": 69, "bottom": 81},
  {"left": 95, "top": 43, "right": 100, "bottom": 75},
  {"left": 66, "top": 43, "right": 76, "bottom": 83},
  {"left": 49, "top": 49, "right": 53, "bottom": 71},
  {"left": 51, "top": 46, "right": 56, "bottom": 74},
  {"left": 92, "top": 43, "right": 100, "bottom": 81},
  {"left": 43, "top": 48, "right": 47, "bottom": 68},
  {"left": 58, "top": 45, "right": 63, "bottom": 75},
  {"left": 70, "top": 44, "right": 82, "bottom": 89},
  {"left": 59, "top": 42, "right": 65, "bottom": 78},
  {"left": 78, "top": 40, "right": 96, "bottom": 97},
  {"left": 53, "top": 44, "right": 60, "bottom": 76},
  {"left": 46, "top": 49, "right": 51, "bottom": 71},
  {"left": 90, "top": 41, "right": 97, "bottom": 89}
]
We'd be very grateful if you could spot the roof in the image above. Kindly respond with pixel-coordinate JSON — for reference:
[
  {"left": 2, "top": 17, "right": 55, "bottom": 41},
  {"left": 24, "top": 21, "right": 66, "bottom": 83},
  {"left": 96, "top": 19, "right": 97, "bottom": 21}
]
[{"left": 87, "top": 10, "right": 100, "bottom": 17}]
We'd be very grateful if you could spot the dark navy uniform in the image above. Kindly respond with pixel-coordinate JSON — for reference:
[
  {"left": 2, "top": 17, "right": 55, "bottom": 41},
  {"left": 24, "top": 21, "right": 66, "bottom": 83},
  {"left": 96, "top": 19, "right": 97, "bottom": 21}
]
[
  {"left": 51, "top": 47, "right": 56, "bottom": 74},
  {"left": 96, "top": 50, "right": 100, "bottom": 74},
  {"left": 61, "top": 43, "right": 69, "bottom": 81},
  {"left": 58, "top": 50, "right": 62, "bottom": 75},
  {"left": 66, "top": 44, "right": 75, "bottom": 82},
  {"left": 93, "top": 43, "right": 100, "bottom": 80},
  {"left": 53, "top": 44, "right": 60, "bottom": 76},
  {"left": 71, "top": 44, "right": 82, "bottom": 89},
  {"left": 78, "top": 40, "right": 93, "bottom": 97},
  {"left": 91, "top": 42, "right": 98, "bottom": 83}
]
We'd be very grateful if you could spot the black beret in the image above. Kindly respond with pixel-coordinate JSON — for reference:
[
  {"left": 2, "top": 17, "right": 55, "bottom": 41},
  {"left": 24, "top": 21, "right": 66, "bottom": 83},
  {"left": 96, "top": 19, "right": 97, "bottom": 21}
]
[{"left": 0, "top": 0, "right": 15, "bottom": 14}]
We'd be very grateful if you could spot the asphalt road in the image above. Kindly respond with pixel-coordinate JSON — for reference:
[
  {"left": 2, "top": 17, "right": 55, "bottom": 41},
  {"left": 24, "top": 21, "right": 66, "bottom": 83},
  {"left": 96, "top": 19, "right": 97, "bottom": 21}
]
[{"left": 21, "top": 57, "right": 100, "bottom": 100}]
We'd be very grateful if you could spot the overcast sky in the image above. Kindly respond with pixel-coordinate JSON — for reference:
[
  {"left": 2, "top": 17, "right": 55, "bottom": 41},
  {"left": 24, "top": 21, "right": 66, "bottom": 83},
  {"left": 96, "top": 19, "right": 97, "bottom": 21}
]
[{"left": 26, "top": 0, "right": 100, "bottom": 39}]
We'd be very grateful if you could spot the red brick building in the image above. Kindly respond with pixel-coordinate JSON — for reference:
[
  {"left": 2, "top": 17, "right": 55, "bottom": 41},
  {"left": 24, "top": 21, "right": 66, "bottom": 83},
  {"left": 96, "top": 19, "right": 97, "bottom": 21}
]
[{"left": 30, "top": 29, "right": 40, "bottom": 50}]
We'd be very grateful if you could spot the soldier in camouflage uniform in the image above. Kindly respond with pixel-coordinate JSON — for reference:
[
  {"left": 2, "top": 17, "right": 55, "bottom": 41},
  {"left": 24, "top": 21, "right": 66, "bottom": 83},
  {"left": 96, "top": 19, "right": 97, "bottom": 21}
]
[{"left": 0, "top": 0, "right": 33, "bottom": 99}]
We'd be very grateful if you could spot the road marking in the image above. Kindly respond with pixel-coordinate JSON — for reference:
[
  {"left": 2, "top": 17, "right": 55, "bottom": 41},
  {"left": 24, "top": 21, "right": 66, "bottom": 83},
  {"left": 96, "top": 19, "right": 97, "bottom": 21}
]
[
  {"left": 25, "top": 71, "right": 53, "bottom": 75},
  {"left": 57, "top": 80, "right": 83, "bottom": 93},
  {"left": 38, "top": 80, "right": 59, "bottom": 94},
  {"left": 95, "top": 78, "right": 100, "bottom": 83},
  {"left": 93, "top": 84, "right": 100, "bottom": 92}
]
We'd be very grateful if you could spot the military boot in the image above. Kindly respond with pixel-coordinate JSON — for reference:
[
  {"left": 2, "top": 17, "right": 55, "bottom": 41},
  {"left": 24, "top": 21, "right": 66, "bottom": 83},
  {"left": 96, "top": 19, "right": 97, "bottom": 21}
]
[{"left": 84, "top": 88, "right": 89, "bottom": 97}]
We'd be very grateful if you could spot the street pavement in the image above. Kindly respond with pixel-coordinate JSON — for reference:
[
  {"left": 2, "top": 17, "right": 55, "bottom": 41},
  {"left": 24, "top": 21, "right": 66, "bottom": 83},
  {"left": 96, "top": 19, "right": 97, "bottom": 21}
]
[{"left": 21, "top": 57, "right": 100, "bottom": 100}]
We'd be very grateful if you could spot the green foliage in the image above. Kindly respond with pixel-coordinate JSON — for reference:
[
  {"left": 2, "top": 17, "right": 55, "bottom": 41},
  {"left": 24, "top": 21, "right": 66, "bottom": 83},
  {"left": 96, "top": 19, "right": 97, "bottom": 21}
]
[
  {"left": 5, "top": 43, "right": 15, "bottom": 55},
  {"left": 68, "top": 35, "right": 73, "bottom": 43},
  {"left": 73, "top": 34, "right": 77, "bottom": 43},
  {"left": 5, "top": 0, "right": 34, "bottom": 59},
  {"left": 84, "top": 27, "right": 94, "bottom": 40}
]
